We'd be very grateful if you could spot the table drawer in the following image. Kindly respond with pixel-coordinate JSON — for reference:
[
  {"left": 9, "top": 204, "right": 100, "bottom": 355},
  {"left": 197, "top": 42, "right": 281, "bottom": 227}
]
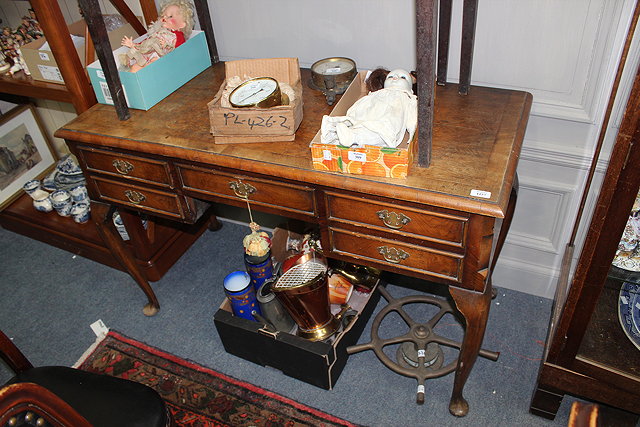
[
  {"left": 328, "top": 228, "right": 463, "bottom": 283},
  {"left": 92, "top": 176, "right": 187, "bottom": 219},
  {"left": 76, "top": 146, "right": 173, "bottom": 188},
  {"left": 177, "top": 164, "right": 316, "bottom": 216},
  {"left": 325, "top": 192, "right": 467, "bottom": 248}
]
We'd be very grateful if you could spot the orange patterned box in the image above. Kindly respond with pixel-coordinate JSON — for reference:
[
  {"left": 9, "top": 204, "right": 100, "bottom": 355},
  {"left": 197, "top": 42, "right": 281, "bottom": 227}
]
[{"left": 310, "top": 71, "right": 416, "bottom": 179}]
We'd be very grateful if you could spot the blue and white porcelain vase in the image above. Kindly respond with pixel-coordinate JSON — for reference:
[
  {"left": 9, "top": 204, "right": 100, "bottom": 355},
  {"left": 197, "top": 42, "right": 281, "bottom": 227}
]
[{"left": 32, "top": 193, "right": 53, "bottom": 212}]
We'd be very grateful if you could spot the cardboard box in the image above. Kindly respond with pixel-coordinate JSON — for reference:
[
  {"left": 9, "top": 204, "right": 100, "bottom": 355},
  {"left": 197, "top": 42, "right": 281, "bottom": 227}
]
[
  {"left": 214, "top": 280, "right": 380, "bottom": 389},
  {"left": 207, "top": 58, "right": 303, "bottom": 143},
  {"left": 310, "top": 71, "right": 417, "bottom": 179},
  {"left": 87, "top": 31, "right": 211, "bottom": 110},
  {"left": 20, "top": 19, "right": 137, "bottom": 85}
]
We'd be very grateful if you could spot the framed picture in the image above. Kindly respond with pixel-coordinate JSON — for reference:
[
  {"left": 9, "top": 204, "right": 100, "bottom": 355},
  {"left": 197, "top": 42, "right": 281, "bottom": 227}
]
[{"left": 0, "top": 104, "right": 57, "bottom": 211}]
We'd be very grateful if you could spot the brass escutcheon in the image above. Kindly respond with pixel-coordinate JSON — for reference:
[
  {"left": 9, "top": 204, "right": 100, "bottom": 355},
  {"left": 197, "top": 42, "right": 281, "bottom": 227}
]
[
  {"left": 124, "top": 189, "right": 146, "bottom": 204},
  {"left": 378, "top": 246, "right": 410, "bottom": 264},
  {"left": 229, "top": 181, "right": 256, "bottom": 199},
  {"left": 113, "top": 159, "right": 134, "bottom": 175},
  {"left": 377, "top": 209, "right": 411, "bottom": 229}
]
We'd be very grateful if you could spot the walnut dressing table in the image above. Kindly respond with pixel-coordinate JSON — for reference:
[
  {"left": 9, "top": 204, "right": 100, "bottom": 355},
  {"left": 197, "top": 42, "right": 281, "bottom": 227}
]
[{"left": 55, "top": 62, "right": 531, "bottom": 415}]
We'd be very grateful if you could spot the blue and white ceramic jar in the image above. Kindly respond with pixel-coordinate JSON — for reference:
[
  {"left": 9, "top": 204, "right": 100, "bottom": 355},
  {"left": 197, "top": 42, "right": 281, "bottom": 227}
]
[
  {"left": 112, "top": 211, "right": 129, "bottom": 240},
  {"left": 71, "top": 202, "right": 91, "bottom": 223},
  {"left": 32, "top": 193, "right": 53, "bottom": 212},
  {"left": 23, "top": 180, "right": 41, "bottom": 198},
  {"left": 223, "top": 271, "right": 261, "bottom": 321},
  {"left": 50, "top": 190, "right": 73, "bottom": 217},
  {"left": 69, "top": 184, "right": 89, "bottom": 203},
  {"left": 244, "top": 251, "right": 274, "bottom": 292}
]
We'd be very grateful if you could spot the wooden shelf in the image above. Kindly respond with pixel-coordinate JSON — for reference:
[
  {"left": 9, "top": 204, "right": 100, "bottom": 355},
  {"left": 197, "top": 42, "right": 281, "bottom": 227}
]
[
  {"left": 0, "top": 193, "right": 211, "bottom": 282},
  {"left": 0, "top": 71, "right": 75, "bottom": 104},
  {"left": 578, "top": 276, "right": 640, "bottom": 379},
  {"left": 0, "top": 193, "right": 117, "bottom": 269}
]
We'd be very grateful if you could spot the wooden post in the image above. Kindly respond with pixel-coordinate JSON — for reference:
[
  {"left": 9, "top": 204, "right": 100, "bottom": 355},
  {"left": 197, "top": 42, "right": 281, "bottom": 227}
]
[
  {"left": 30, "top": 0, "right": 96, "bottom": 113},
  {"left": 109, "top": 0, "right": 147, "bottom": 36},
  {"left": 459, "top": 0, "right": 479, "bottom": 95},
  {"left": 416, "top": 0, "right": 438, "bottom": 168},
  {"left": 139, "top": 0, "right": 158, "bottom": 26},
  {"left": 78, "top": 0, "right": 130, "bottom": 121},
  {"left": 437, "top": 0, "right": 453, "bottom": 86},
  {"left": 193, "top": 0, "right": 219, "bottom": 64}
]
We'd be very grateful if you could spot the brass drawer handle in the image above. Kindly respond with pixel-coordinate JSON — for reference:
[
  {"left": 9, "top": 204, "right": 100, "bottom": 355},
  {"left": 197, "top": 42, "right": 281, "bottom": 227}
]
[
  {"left": 124, "top": 189, "right": 146, "bottom": 204},
  {"left": 113, "top": 159, "right": 134, "bottom": 175},
  {"left": 377, "top": 209, "right": 411, "bottom": 230},
  {"left": 229, "top": 181, "right": 256, "bottom": 199},
  {"left": 378, "top": 246, "right": 409, "bottom": 264}
]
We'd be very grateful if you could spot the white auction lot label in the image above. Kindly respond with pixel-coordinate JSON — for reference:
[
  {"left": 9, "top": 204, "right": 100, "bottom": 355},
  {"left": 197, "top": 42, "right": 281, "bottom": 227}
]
[
  {"left": 470, "top": 189, "right": 491, "bottom": 198},
  {"left": 348, "top": 151, "right": 366, "bottom": 162}
]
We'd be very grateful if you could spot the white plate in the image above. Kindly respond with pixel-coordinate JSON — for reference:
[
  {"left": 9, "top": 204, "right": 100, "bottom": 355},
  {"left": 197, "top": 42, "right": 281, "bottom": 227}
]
[{"left": 618, "top": 281, "right": 640, "bottom": 350}]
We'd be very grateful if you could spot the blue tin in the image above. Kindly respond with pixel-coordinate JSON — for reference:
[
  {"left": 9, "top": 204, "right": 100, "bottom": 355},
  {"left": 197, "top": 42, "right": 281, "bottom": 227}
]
[
  {"left": 244, "top": 252, "right": 274, "bottom": 292},
  {"left": 223, "top": 271, "right": 261, "bottom": 321}
]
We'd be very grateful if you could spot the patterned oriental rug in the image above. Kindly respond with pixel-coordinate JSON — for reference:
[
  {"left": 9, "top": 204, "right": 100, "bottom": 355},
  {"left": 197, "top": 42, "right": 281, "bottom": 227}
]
[{"left": 75, "top": 331, "right": 358, "bottom": 427}]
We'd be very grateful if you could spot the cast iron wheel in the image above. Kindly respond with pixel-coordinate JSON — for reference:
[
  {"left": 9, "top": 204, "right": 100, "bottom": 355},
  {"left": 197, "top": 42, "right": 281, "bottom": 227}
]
[{"left": 348, "top": 285, "right": 498, "bottom": 405}]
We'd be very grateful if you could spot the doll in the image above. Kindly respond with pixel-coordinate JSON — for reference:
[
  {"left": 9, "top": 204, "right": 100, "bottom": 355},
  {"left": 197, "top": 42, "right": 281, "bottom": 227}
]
[
  {"left": 17, "top": 26, "right": 35, "bottom": 44},
  {"left": 120, "top": 0, "right": 194, "bottom": 72},
  {"left": 0, "top": 50, "right": 9, "bottom": 75},
  {"left": 17, "top": 12, "right": 43, "bottom": 40},
  {"left": 2, "top": 37, "right": 29, "bottom": 76},
  {"left": 320, "top": 68, "right": 417, "bottom": 148},
  {"left": 12, "top": 32, "right": 26, "bottom": 47},
  {"left": 0, "top": 27, "right": 12, "bottom": 48},
  {"left": 366, "top": 67, "right": 418, "bottom": 94}
]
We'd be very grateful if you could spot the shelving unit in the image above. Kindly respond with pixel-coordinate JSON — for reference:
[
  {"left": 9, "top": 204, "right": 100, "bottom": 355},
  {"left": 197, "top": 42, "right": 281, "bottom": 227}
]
[
  {"left": 0, "top": 0, "right": 156, "bottom": 112},
  {"left": 3, "top": 0, "right": 95, "bottom": 112},
  {"left": 0, "top": 1, "right": 209, "bottom": 298}
]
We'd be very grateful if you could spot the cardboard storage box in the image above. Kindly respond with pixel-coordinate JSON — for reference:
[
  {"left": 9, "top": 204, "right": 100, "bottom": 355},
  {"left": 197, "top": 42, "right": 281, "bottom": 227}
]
[
  {"left": 88, "top": 31, "right": 211, "bottom": 110},
  {"left": 20, "top": 19, "right": 137, "bottom": 85},
  {"left": 214, "top": 280, "right": 380, "bottom": 389},
  {"left": 207, "top": 58, "right": 303, "bottom": 143},
  {"left": 310, "top": 70, "right": 417, "bottom": 179}
]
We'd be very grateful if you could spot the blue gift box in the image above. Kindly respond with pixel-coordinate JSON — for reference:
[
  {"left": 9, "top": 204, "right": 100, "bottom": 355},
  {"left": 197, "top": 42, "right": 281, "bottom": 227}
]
[{"left": 87, "top": 30, "right": 211, "bottom": 110}]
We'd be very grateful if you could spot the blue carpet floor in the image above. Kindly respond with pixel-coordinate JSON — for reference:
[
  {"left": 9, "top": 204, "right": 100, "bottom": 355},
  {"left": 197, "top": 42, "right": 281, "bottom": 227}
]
[{"left": 0, "top": 218, "right": 583, "bottom": 426}]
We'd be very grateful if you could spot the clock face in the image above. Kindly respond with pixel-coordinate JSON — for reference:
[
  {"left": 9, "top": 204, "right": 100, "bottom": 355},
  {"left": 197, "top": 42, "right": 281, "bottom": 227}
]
[
  {"left": 230, "top": 78, "right": 278, "bottom": 107},
  {"left": 313, "top": 58, "right": 355, "bottom": 76}
]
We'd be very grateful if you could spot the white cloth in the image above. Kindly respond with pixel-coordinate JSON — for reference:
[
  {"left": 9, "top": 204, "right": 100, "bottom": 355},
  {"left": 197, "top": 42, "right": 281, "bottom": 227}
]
[{"left": 321, "top": 87, "right": 417, "bottom": 148}]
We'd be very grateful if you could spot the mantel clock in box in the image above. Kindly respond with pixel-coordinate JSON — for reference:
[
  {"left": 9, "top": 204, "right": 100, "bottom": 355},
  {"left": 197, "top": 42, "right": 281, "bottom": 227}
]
[
  {"left": 88, "top": 31, "right": 210, "bottom": 110},
  {"left": 310, "top": 71, "right": 417, "bottom": 179},
  {"left": 207, "top": 58, "right": 304, "bottom": 144},
  {"left": 214, "top": 280, "right": 380, "bottom": 389}
]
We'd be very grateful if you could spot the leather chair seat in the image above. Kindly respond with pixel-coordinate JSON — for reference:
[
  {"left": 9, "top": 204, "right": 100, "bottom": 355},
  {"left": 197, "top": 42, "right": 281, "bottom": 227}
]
[{"left": 6, "top": 366, "right": 169, "bottom": 427}]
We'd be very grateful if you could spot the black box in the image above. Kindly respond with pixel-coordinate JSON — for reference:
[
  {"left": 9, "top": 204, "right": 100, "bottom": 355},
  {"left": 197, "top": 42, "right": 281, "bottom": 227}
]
[{"left": 214, "top": 282, "right": 380, "bottom": 389}]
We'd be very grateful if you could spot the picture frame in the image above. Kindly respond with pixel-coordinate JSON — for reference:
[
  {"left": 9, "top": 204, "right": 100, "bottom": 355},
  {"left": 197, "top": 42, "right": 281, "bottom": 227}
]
[{"left": 0, "top": 104, "right": 57, "bottom": 211}]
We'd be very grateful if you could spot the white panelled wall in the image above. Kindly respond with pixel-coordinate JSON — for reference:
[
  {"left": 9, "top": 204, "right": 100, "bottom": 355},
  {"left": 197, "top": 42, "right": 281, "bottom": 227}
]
[{"left": 2, "top": 0, "right": 639, "bottom": 298}]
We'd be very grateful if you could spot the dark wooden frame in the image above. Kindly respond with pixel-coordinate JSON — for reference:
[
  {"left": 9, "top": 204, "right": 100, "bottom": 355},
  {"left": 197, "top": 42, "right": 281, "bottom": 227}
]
[
  {"left": 529, "top": 42, "right": 640, "bottom": 421},
  {"left": 0, "top": 383, "right": 93, "bottom": 427}
]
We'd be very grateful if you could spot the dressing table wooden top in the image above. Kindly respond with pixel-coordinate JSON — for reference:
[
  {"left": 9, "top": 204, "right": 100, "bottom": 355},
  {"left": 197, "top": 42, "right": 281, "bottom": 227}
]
[{"left": 56, "top": 62, "right": 532, "bottom": 219}]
